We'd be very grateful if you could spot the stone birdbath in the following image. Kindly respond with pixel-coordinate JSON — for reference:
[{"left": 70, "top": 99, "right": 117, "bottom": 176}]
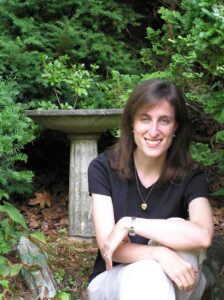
[{"left": 25, "top": 109, "right": 122, "bottom": 238}]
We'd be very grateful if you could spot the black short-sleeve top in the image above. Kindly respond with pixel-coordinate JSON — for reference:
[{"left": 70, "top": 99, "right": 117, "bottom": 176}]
[{"left": 88, "top": 151, "right": 209, "bottom": 281}]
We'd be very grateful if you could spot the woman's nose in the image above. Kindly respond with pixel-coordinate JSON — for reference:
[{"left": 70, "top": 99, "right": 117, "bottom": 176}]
[{"left": 148, "top": 122, "right": 160, "bottom": 136}]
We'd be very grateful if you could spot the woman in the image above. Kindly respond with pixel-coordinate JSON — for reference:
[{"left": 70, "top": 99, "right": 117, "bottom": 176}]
[{"left": 87, "top": 78, "right": 213, "bottom": 300}]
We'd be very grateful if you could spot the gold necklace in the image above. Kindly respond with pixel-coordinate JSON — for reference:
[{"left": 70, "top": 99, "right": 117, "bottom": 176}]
[{"left": 134, "top": 165, "right": 155, "bottom": 211}]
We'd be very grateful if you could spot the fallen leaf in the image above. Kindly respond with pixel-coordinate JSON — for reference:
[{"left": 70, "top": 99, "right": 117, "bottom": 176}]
[
  {"left": 29, "top": 192, "right": 53, "bottom": 208},
  {"left": 59, "top": 194, "right": 69, "bottom": 206},
  {"left": 42, "top": 208, "right": 59, "bottom": 220},
  {"left": 29, "top": 218, "right": 40, "bottom": 229},
  {"left": 58, "top": 217, "right": 68, "bottom": 226},
  {"left": 213, "top": 215, "right": 220, "bottom": 226}
]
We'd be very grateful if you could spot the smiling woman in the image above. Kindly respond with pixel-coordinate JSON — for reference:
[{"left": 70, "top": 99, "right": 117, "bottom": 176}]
[
  {"left": 108, "top": 78, "right": 192, "bottom": 184},
  {"left": 132, "top": 100, "right": 178, "bottom": 169},
  {"left": 87, "top": 79, "right": 213, "bottom": 300}
]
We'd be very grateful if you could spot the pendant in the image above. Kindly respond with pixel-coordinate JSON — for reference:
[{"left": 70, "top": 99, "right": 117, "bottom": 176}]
[{"left": 141, "top": 203, "right": 148, "bottom": 211}]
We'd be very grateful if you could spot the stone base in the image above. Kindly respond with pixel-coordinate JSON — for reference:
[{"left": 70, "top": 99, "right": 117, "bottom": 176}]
[
  {"left": 68, "top": 134, "right": 99, "bottom": 238},
  {"left": 202, "top": 234, "right": 224, "bottom": 300}
]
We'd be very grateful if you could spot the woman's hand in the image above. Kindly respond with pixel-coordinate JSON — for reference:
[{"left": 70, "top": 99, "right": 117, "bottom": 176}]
[
  {"left": 153, "top": 246, "right": 199, "bottom": 292},
  {"left": 102, "top": 217, "right": 129, "bottom": 270}
]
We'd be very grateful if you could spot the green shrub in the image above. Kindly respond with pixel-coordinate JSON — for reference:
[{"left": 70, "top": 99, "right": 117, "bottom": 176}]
[
  {"left": 141, "top": 0, "right": 224, "bottom": 119},
  {"left": 0, "top": 0, "right": 144, "bottom": 103},
  {"left": 38, "top": 55, "right": 98, "bottom": 109},
  {"left": 0, "top": 80, "right": 36, "bottom": 200},
  {"left": 191, "top": 142, "right": 221, "bottom": 167},
  {"left": 35, "top": 55, "right": 141, "bottom": 109}
]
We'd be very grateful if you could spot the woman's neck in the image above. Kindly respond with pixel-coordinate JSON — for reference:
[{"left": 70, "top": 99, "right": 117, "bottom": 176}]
[{"left": 133, "top": 150, "right": 166, "bottom": 187}]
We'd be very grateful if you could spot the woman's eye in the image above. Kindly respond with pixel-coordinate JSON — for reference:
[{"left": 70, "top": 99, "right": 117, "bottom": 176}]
[
  {"left": 160, "top": 118, "right": 170, "bottom": 124},
  {"left": 139, "top": 114, "right": 150, "bottom": 121},
  {"left": 141, "top": 116, "right": 149, "bottom": 122}
]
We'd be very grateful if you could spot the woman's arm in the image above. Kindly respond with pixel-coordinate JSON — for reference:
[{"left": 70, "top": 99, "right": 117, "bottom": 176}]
[
  {"left": 93, "top": 193, "right": 213, "bottom": 258},
  {"left": 121, "top": 197, "right": 214, "bottom": 250},
  {"left": 91, "top": 193, "right": 187, "bottom": 256},
  {"left": 92, "top": 193, "right": 213, "bottom": 255},
  {"left": 92, "top": 193, "right": 115, "bottom": 253},
  {"left": 92, "top": 193, "right": 203, "bottom": 291},
  {"left": 92, "top": 193, "right": 160, "bottom": 263}
]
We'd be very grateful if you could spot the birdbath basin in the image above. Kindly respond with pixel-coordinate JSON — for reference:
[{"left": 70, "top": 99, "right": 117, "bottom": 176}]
[
  {"left": 25, "top": 109, "right": 123, "bottom": 238},
  {"left": 25, "top": 109, "right": 122, "bottom": 134}
]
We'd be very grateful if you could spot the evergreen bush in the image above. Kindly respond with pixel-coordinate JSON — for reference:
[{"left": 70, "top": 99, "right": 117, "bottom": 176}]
[
  {"left": 0, "top": 80, "right": 36, "bottom": 200},
  {"left": 0, "top": 0, "right": 144, "bottom": 104}
]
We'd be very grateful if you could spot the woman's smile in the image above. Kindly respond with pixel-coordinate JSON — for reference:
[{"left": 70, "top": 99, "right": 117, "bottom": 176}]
[{"left": 144, "top": 138, "right": 162, "bottom": 147}]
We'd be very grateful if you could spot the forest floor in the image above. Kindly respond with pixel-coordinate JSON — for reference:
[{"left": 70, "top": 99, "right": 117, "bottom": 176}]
[{"left": 18, "top": 192, "right": 97, "bottom": 300}]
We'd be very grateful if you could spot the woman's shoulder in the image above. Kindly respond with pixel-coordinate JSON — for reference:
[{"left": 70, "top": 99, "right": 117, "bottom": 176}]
[
  {"left": 185, "top": 166, "right": 208, "bottom": 182},
  {"left": 88, "top": 151, "right": 111, "bottom": 175},
  {"left": 89, "top": 151, "right": 109, "bottom": 166},
  {"left": 170, "top": 166, "right": 208, "bottom": 188},
  {"left": 177, "top": 167, "right": 209, "bottom": 196}
]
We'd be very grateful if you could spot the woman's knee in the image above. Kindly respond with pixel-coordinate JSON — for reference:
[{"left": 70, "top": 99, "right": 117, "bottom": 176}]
[
  {"left": 176, "top": 248, "right": 206, "bottom": 269},
  {"left": 88, "top": 260, "right": 176, "bottom": 300},
  {"left": 119, "top": 259, "right": 175, "bottom": 300},
  {"left": 123, "top": 259, "right": 167, "bottom": 281}
]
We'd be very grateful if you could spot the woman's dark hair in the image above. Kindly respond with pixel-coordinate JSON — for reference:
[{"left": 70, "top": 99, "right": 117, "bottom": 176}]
[{"left": 108, "top": 78, "right": 195, "bottom": 183}]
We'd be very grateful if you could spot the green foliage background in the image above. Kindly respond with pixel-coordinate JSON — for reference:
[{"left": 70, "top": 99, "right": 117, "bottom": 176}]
[
  {"left": 0, "top": 81, "right": 36, "bottom": 200},
  {"left": 0, "top": 0, "right": 223, "bottom": 200},
  {"left": 0, "top": 0, "right": 144, "bottom": 103}
]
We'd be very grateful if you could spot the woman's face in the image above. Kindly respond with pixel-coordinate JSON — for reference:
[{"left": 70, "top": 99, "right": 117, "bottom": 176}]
[{"left": 132, "top": 100, "right": 178, "bottom": 160}]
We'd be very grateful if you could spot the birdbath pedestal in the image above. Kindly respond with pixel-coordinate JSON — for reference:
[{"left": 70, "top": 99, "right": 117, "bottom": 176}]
[{"left": 25, "top": 109, "right": 122, "bottom": 238}]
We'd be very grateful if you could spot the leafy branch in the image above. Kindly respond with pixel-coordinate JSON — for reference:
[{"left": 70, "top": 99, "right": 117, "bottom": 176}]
[{"left": 40, "top": 55, "right": 98, "bottom": 109}]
